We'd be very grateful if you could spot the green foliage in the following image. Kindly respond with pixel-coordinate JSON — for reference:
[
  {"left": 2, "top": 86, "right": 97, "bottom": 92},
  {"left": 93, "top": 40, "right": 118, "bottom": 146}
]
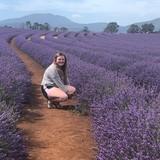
[
  {"left": 0, "top": 87, "right": 12, "bottom": 108},
  {"left": 0, "top": 140, "right": 9, "bottom": 151},
  {"left": 141, "top": 23, "right": 155, "bottom": 33},
  {"left": 104, "top": 22, "right": 119, "bottom": 33},
  {"left": 25, "top": 21, "right": 50, "bottom": 30},
  {"left": 82, "top": 26, "right": 89, "bottom": 32},
  {"left": 127, "top": 24, "right": 141, "bottom": 33},
  {"left": 60, "top": 27, "right": 68, "bottom": 32}
]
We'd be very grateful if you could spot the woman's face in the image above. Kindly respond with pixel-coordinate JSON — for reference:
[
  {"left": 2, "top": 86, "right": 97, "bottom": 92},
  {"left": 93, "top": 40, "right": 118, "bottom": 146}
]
[{"left": 55, "top": 56, "right": 65, "bottom": 66}]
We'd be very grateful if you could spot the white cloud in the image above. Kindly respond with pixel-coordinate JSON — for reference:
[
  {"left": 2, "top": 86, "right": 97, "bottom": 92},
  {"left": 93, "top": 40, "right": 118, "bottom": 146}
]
[
  {"left": 5, "top": 0, "right": 160, "bottom": 16},
  {"left": 1, "top": 0, "right": 160, "bottom": 24},
  {"left": 71, "top": 14, "right": 82, "bottom": 19}
]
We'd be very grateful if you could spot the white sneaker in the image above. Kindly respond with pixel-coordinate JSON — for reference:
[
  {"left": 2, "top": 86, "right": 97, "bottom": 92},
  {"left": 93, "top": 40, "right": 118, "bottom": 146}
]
[{"left": 47, "top": 101, "right": 56, "bottom": 109}]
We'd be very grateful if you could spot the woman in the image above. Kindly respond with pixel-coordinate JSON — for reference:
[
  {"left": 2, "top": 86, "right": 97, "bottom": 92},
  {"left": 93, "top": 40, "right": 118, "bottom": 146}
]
[{"left": 41, "top": 52, "right": 76, "bottom": 108}]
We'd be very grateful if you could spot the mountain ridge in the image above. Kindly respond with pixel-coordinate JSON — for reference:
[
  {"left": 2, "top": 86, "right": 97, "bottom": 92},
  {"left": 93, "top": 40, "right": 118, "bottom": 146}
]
[{"left": 0, "top": 13, "right": 160, "bottom": 32}]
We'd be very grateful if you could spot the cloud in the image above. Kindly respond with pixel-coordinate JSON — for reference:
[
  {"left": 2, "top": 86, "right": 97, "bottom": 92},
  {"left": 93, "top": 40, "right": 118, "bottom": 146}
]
[
  {"left": 71, "top": 14, "right": 83, "bottom": 20},
  {"left": 71, "top": 14, "right": 82, "bottom": 19},
  {"left": 1, "top": 0, "right": 160, "bottom": 25},
  {"left": 25, "top": 0, "right": 160, "bottom": 18},
  {"left": 3, "top": 0, "right": 160, "bottom": 16}
]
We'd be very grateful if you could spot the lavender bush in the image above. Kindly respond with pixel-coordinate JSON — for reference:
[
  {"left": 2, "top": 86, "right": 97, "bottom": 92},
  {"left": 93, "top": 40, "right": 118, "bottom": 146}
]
[
  {"left": 91, "top": 87, "right": 160, "bottom": 160},
  {"left": 40, "top": 32, "right": 160, "bottom": 92},
  {"left": 0, "top": 101, "right": 27, "bottom": 160},
  {"left": 15, "top": 32, "right": 160, "bottom": 159},
  {"left": 0, "top": 28, "right": 32, "bottom": 160}
]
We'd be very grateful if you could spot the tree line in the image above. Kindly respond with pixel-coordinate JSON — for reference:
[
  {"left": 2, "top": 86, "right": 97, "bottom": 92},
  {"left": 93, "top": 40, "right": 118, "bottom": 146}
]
[
  {"left": 26, "top": 21, "right": 50, "bottom": 30},
  {"left": 25, "top": 21, "right": 159, "bottom": 33},
  {"left": 25, "top": 21, "right": 89, "bottom": 32},
  {"left": 25, "top": 21, "right": 68, "bottom": 32},
  {"left": 103, "top": 22, "right": 157, "bottom": 33}
]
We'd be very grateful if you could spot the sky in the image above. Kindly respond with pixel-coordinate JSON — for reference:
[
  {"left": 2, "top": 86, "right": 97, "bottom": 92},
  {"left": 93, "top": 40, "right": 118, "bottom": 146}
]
[{"left": 0, "top": 0, "right": 160, "bottom": 26}]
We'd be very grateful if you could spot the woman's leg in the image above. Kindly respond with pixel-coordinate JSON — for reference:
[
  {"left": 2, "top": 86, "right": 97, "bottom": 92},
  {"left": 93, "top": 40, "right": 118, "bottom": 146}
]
[
  {"left": 46, "top": 87, "right": 68, "bottom": 102},
  {"left": 66, "top": 85, "right": 76, "bottom": 95}
]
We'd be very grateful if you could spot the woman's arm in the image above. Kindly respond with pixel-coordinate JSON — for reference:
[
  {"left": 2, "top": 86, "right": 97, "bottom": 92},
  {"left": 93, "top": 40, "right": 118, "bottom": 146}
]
[
  {"left": 48, "top": 66, "right": 68, "bottom": 92},
  {"left": 53, "top": 73, "right": 68, "bottom": 92},
  {"left": 66, "top": 77, "right": 70, "bottom": 85}
]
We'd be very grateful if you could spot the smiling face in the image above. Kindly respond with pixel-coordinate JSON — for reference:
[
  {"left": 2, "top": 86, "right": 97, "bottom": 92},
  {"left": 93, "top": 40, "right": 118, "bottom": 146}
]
[{"left": 55, "top": 55, "right": 65, "bottom": 67}]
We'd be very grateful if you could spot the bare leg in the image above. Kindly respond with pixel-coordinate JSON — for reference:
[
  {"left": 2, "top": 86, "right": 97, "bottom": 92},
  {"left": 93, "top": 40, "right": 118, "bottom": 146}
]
[
  {"left": 46, "top": 87, "right": 68, "bottom": 103},
  {"left": 66, "top": 85, "right": 76, "bottom": 98}
]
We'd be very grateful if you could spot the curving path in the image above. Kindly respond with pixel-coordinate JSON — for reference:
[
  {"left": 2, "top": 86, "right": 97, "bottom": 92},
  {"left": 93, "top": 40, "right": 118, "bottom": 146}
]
[{"left": 10, "top": 39, "right": 97, "bottom": 160}]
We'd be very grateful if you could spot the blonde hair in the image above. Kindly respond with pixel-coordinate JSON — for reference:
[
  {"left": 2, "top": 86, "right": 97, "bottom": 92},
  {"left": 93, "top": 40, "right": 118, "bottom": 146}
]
[{"left": 53, "top": 52, "right": 68, "bottom": 84}]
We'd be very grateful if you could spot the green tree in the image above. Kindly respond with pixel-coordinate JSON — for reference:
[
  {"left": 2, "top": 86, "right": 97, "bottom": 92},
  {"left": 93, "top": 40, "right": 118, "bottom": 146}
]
[
  {"left": 39, "top": 24, "right": 44, "bottom": 30},
  {"left": 32, "top": 22, "right": 39, "bottom": 30},
  {"left": 26, "top": 21, "right": 31, "bottom": 29},
  {"left": 104, "top": 22, "right": 119, "bottom": 33},
  {"left": 60, "top": 27, "right": 68, "bottom": 32},
  {"left": 44, "top": 22, "right": 50, "bottom": 30},
  {"left": 141, "top": 23, "right": 155, "bottom": 33},
  {"left": 54, "top": 27, "right": 59, "bottom": 32},
  {"left": 82, "top": 26, "right": 89, "bottom": 32},
  {"left": 127, "top": 24, "right": 141, "bottom": 33}
]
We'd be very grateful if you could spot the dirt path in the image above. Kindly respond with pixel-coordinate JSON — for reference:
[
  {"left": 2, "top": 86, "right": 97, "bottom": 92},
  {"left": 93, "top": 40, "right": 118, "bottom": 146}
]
[{"left": 10, "top": 39, "right": 97, "bottom": 160}]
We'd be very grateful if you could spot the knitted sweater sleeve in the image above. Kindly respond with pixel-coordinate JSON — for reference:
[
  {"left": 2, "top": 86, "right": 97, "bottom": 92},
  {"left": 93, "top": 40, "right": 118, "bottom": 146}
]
[{"left": 47, "top": 65, "right": 68, "bottom": 92}]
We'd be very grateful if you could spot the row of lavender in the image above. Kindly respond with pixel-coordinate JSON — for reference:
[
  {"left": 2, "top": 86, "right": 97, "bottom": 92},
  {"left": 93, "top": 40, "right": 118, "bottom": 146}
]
[
  {"left": 15, "top": 33, "right": 160, "bottom": 159},
  {"left": 31, "top": 32, "right": 160, "bottom": 93},
  {"left": 74, "top": 33, "right": 160, "bottom": 93},
  {"left": 0, "top": 28, "right": 32, "bottom": 160},
  {"left": 45, "top": 31, "right": 160, "bottom": 60}
]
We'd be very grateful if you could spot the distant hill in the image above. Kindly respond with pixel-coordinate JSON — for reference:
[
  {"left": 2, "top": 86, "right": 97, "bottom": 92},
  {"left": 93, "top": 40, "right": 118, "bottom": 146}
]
[
  {"left": 0, "top": 13, "right": 160, "bottom": 32},
  {"left": 0, "top": 13, "right": 108, "bottom": 32},
  {"left": 123, "top": 18, "right": 160, "bottom": 32},
  {"left": 0, "top": 13, "right": 80, "bottom": 30},
  {"left": 134, "top": 18, "right": 160, "bottom": 31}
]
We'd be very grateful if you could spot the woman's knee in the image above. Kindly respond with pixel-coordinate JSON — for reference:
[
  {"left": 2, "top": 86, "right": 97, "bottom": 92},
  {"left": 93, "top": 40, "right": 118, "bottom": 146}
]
[
  {"left": 72, "top": 86, "right": 76, "bottom": 93},
  {"left": 59, "top": 93, "right": 68, "bottom": 101},
  {"left": 67, "top": 86, "right": 76, "bottom": 94}
]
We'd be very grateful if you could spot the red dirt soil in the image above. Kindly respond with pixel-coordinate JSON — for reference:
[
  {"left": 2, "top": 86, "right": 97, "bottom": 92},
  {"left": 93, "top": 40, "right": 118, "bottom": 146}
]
[{"left": 10, "top": 39, "right": 97, "bottom": 160}]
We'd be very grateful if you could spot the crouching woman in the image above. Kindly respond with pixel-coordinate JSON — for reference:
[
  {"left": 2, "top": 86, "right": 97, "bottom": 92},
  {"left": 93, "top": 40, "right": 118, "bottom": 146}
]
[{"left": 41, "top": 52, "right": 76, "bottom": 108}]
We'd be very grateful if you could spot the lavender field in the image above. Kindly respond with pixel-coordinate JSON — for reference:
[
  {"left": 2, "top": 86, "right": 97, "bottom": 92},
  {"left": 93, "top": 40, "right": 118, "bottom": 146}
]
[
  {"left": 0, "top": 28, "right": 32, "bottom": 160},
  {"left": 0, "top": 27, "right": 160, "bottom": 160}
]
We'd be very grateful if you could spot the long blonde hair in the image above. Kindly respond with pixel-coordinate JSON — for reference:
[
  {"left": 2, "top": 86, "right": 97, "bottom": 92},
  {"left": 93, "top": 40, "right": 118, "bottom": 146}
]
[{"left": 53, "top": 52, "right": 68, "bottom": 83}]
